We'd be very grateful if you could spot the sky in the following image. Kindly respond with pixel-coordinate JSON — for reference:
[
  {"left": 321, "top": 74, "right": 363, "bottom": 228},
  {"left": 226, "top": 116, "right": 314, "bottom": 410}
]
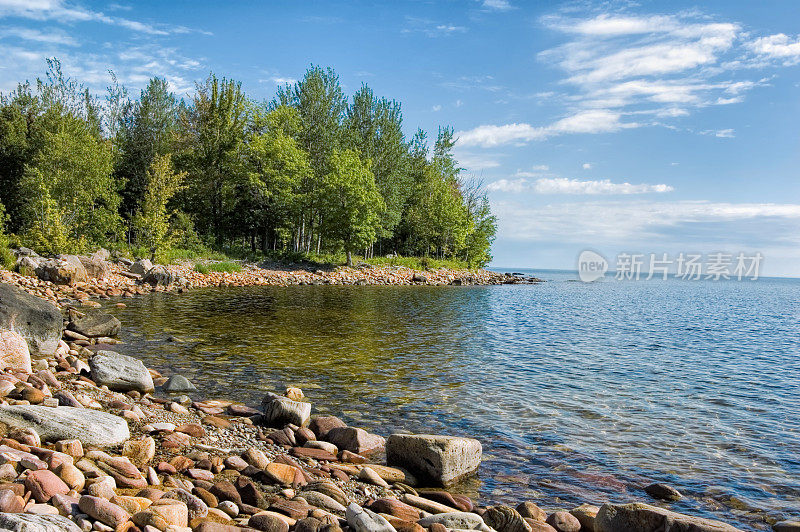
[{"left": 1, "top": 0, "right": 800, "bottom": 275}]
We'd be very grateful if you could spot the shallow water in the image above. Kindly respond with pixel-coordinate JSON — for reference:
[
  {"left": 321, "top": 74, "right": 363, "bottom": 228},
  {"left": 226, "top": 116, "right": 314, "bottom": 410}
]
[{"left": 103, "top": 270, "right": 800, "bottom": 530}]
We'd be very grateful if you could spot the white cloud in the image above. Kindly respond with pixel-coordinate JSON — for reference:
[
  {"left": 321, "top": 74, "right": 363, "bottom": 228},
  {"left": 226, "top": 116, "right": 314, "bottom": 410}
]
[
  {"left": 0, "top": 0, "right": 206, "bottom": 35},
  {"left": 0, "top": 26, "right": 77, "bottom": 45},
  {"left": 456, "top": 109, "right": 635, "bottom": 147},
  {"left": 748, "top": 33, "right": 800, "bottom": 64},
  {"left": 494, "top": 200, "right": 800, "bottom": 243},
  {"left": 487, "top": 177, "right": 673, "bottom": 195},
  {"left": 700, "top": 128, "right": 735, "bottom": 138},
  {"left": 432, "top": 104, "right": 442, "bottom": 112},
  {"left": 582, "top": 163, "right": 592, "bottom": 170},
  {"left": 480, "top": 0, "right": 512, "bottom": 11},
  {"left": 403, "top": 17, "right": 468, "bottom": 37}
]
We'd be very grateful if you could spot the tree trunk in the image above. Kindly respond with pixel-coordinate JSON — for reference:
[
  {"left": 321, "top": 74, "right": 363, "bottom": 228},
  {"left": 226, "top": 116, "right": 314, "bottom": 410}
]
[{"left": 346, "top": 250, "right": 353, "bottom": 267}]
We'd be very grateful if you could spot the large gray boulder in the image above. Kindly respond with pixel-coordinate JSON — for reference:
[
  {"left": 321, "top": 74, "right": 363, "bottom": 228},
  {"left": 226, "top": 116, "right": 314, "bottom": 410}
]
[
  {"left": 595, "top": 503, "right": 743, "bottom": 532},
  {"left": 129, "top": 258, "right": 153, "bottom": 276},
  {"left": 68, "top": 312, "right": 121, "bottom": 338},
  {"left": 89, "top": 350, "right": 154, "bottom": 392},
  {"left": 0, "top": 283, "right": 63, "bottom": 355},
  {"left": 36, "top": 255, "right": 87, "bottom": 285},
  {"left": 0, "top": 513, "right": 82, "bottom": 532},
  {"left": 346, "top": 503, "right": 396, "bottom": 532},
  {"left": 261, "top": 393, "right": 311, "bottom": 427},
  {"left": 142, "top": 265, "right": 176, "bottom": 286},
  {"left": 386, "top": 434, "right": 482, "bottom": 486},
  {"left": 0, "top": 405, "right": 130, "bottom": 447},
  {"left": 78, "top": 255, "right": 111, "bottom": 280}
]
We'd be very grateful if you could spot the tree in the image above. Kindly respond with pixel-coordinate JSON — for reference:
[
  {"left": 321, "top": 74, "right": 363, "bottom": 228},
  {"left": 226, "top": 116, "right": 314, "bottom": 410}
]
[
  {"left": 132, "top": 154, "right": 186, "bottom": 261},
  {"left": 175, "top": 74, "right": 249, "bottom": 245},
  {"left": 0, "top": 202, "right": 14, "bottom": 269},
  {"left": 345, "top": 85, "right": 410, "bottom": 244},
  {"left": 320, "top": 150, "right": 384, "bottom": 266}
]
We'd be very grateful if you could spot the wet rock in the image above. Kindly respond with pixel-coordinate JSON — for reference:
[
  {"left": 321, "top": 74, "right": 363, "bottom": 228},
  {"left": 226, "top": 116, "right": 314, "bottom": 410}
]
[
  {"left": 0, "top": 328, "right": 31, "bottom": 373},
  {"left": 595, "top": 503, "right": 743, "bottom": 532},
  {"left": 68, "top": 312, "right": 121, "bottom": 338},
  {"left": 545, "top": 512, "right": 581, "bottom": 532},
  {"left": 261, "top": 393, "right": 311, "bottom": 427},
  {"left": 163, "top": 374, "right": 198, "bottom": 392},
  {"left": 0, "top": 513, "right": 81, "bottom": 531},
  {"left": 309, "top": 416, "right": 346, "bottom": 440},
  {"left": 570, "top": 504, "right": 599, "bottom": 532},
  {"left": 0, "top": 405, "right": 130, "bottom": 446},
  {"left": 386, "top": 434, "right": 481, "bottom": 485},
  {"left": 418, "top": 512, "right": 491, "bottom": 531},
  {"left": 346, "top": 503, "right": 397, "bottom": 532},
  {"left": 774, "top": 522, "right": 800, "bottom": 532},
  {"left": 0, "top": 283, "right": 63, "bottom": 355},
  {"left": 326, "top": 427, "right": 385, "bottom": 455},
  {"left": 645, "top": 482, "right": 683, "bottom": 501},
  {"left": 89, "top": 350, "right": 155, "bottom": 392},
  {"left": 483, "top": 505, "right": 532, "bottom": 532}
]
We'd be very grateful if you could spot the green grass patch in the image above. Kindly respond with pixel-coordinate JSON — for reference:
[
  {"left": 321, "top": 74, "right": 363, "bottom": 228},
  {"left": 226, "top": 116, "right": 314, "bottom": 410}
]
[{"left": 194, "top": 261, "right": 242, "bottom": 274}]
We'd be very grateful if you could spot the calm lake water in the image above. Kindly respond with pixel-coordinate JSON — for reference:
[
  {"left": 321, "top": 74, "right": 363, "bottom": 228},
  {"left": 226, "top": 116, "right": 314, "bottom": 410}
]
[{"left": 102, "top": 270, "right": 800, "bottom": 530}]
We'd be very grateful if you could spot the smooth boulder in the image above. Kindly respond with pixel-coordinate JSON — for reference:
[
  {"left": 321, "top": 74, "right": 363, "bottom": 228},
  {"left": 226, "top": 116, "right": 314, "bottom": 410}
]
[
  {"left": 0, "top": 283, "right": 63, "bottom": 355},
  {"left": 386, "top": 434, "right": 481, "bottom": 485},
  {"left": 261, "top": 393, "right": 311, "bottom": 427},
  {"left": 0, "top": 328, "right": 32, "bottom": 372},
  {"left": 68, "top": 312, "right": 121, "bottom": 338},
  {"left": 346, "top": 503, "right": 396, "bottom": 532},
  {"left": 90, "top": 350, "right": 155, "bottom": 392},
  {"left": 0, "top": 405, "right": 130, "bottom": 446},
  {"left": 0, "top": 513, "right": 81, "bottom": 531},
  {"left": 143, "top": 265, "right": 176, "bottom": 286},
  {"left": 129, "top": 258, "right": 153, "bottom": 276},
  {"left": 163, "top": 374, "right": 197, "bottom": 393},
  {"left": 595, "top": 503, "right": 743, "bottom": 532}
]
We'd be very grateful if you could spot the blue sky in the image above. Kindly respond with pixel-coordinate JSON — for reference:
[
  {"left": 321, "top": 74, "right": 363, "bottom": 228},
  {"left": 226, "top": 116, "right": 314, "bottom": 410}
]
[{"left": 2, "top": 0, "right": 800, "bottom": 275}]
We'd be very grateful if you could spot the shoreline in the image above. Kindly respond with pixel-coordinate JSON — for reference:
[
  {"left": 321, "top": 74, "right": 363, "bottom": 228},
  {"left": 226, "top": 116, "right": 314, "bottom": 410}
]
[{"left": 0, "top": 258, "right": 775, "bottom": 532}]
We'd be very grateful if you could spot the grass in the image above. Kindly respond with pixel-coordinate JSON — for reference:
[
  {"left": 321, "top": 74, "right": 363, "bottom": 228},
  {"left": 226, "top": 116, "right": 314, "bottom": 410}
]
[{"left": 194, "top": 261, "right": 242, "bottom": 274}]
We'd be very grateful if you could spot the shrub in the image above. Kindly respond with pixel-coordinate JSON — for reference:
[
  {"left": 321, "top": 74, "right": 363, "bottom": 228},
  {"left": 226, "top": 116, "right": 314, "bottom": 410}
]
[{"left": 194, "top": 261, "right": 242, "bottom": 274}]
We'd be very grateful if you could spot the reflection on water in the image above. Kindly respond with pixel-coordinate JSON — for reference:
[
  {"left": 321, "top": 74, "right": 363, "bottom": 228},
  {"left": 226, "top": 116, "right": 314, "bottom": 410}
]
[{"left": 105, "top": 272, "right": 800, "bottom": 530}]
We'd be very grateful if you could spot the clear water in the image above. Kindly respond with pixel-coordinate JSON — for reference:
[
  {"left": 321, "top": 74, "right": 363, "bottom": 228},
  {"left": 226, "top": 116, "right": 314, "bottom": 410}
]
[{"left": 102, "top": 270, "right": 800, "bottom": 530}]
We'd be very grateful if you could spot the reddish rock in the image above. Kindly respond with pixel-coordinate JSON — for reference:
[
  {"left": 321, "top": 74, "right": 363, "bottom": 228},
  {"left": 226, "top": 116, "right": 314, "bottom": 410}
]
[
  {"left": 269, "top": 498, "right": 311, "bottom": 520},
  {"left": 290, "top": 447, "right": 337, "bottom": 462},
  {"left": 325, "top": 427, "right": 385, "bottom": 455},
  {"left": 79, "top": 495, "right": 131, "bottom": 528},
  {"left": 176, "top": 423, "right": 206, "bottom": 438},
  {"left": 368, "top": 498, "right": 421, "bottom": 521},
  {"left": 210, "top": 481, "right": 243, "bottom": 506},
  {"left": 187, "top": 468, "right": 215, "bottom": 482},
  {"left": 309, "top": 416, "right": 347, "bottom": 440},
  {"left": 203, "top": 416, "right": 232, "bottom": 429},
  {"left": 249, "top": 513, "right": 290, "bottom": 532},
  {"left": 295, "top": 427, "right": 316, "bottom": 445},
  {"left": 340, "top": 450, "right": 366, "bottom": 464},
  {"left": 546, "top": 511, "right": 581, "bottom": 532},
  {"left": 0, "top": 488, "right": 25, "bottom": 512},
  {"left": 24, "top": 469, "right": 69, "bottom": 502}
]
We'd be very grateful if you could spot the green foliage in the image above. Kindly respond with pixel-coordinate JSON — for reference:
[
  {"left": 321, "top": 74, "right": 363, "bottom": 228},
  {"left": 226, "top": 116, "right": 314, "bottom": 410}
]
[
  {"left": 0, "top": 202, "right": 14, "bottom": 269},
  {"left": 0, "top": 60, "right": 496, "bottom": 267},
  {"left": 319, "top": 150, "right": 384, "bottom": 266},
  {"left": 131, "top": 154, "right": 186, "bottom": 261},
  {"left": 194, "top": 261, "right": 242, "bottom": 274}
]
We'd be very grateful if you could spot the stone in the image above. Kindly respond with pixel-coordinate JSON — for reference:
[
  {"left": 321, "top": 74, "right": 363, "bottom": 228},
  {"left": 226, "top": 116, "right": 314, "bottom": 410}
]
[
  {"left": 36, "top": 256, "right": 86, "bottom": 286},
  {"left": 417, "top": 490, "right": 471, "bottom": 512},
  {"left": 346, "top": 503, "right": 396, "bottom": 532},
  {"left": 645, "top": 482, "right": 683, "bottom": 501},
  {"left": 595, "top": 503, "right": 743, "bottom": 532},
  {"left": 224, "top": 456, "right": 248, "bottom": 471},
  {"left": 269, "top": 498, "right": 311, "bottom": 520},
  {"left": 0, "top": 488, "right": 25, "bottom": 512},
  {"left": 249, "top": 513, "right": 290, "bottom": 532},
  {"left": 243, "top": 447, "right": 270, "bottom": 469},
  {"left": 0, "top": 329, "right": 31, "bottom": 372},
  {"left": 68, "top": 312, "right": 121, "bottom": 338},
  {"left": 301, "top": 481, "right": 349, "bottom": 506},
  {"left": 326, "top": 427, "right": 385, "bottom": 455},
  {"left": 130, "top": 259, "right": 153, "bottom": 276},
  {"left": 774, "top": 522, "right": 800, "bottom": 532},
  {"left": 358, "top": 466, "right": 389, "bottom": 487},
  {"left": 0, "top": 513, "right": 81, "bottom": 531},
  {"left": 285, "top": 387, "right": 304, "bottom": 400},
  {"left": 110, "top": 495, "right": 153, "bottom": 514},
  {"left": 164, "top": 488, "right": 208, "bottom": 521},
  {"left": 24, "top": 469, "right": 70, "bottom": 502},
  {"left": 78, "top": 495, "right": 131, "bottom": 528},
  {"left": 210, "top": 481, "right": 243, "bottom": 506},
  {"left": 163, "top": 375, "right": 197, "bottom": 393},
  {"left": 89, "top": 350, "right": 155, "bottom": 392},
  {"left": 57, "top": 463, "right": 86, "bottom": 491},
  {"left": 418, "top": 512, "right": 491, "bottom": 531},
  {"left": 55, "top": 439, "right": 84, "bottom": 457},
  {"left": 123, "top": 436, "right": 157, "bottom": 466},
  {"left": 261, "top": 394, "right": 311, "bottom": 427},
  {"left": 0, "top": 405, "right": 130, "bottom": 446},
  {"left": 517, "top": 502, "right": 547, "bottom": 522},
  {"left": 50, "top": 493, "right": 80, "bottom": 516},
  {"left": 264, "top": 462, "right": 301, "bottom": 486},
  {"left": 368, "top": 499, "right": 420, "bottom": 521},
  {"left": 483, "top": 505, "right": 532, "bottom": 532},
  {"left": 570, "top": 504, "right": 599, "bottom": 532},
  {"left": 0, "top": 283, "right": 63, "bottom": 355},
  {"left": 309, "top": 416, "right": 347, "bottom": 440},
  {"left": 545, "top": 512, "right": 580, "bottom": 532},
  {"left": 78, "top": 256, "right": 111, "bottom": 280},
  {"left": 143, "top": 265, "right": 177, "bottom": 287},
  {"left": 527, "top": 522, "right": 558, "bottom": 532},
  {"left": 386, "top": 434, "right": 480, "bottom": 485},
  {"left": 302, "top": 490, "right": 347, "bottom": 513}
]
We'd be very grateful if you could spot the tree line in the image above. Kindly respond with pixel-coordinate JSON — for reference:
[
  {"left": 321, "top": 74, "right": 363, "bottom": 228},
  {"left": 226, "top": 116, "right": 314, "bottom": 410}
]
[{"left": 0, "top": 60, "right": 496, "bottom": 267}]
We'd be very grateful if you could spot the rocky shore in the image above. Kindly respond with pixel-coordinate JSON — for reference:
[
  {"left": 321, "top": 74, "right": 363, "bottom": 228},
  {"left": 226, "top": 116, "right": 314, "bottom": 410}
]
[{"left": 0, "top": 251, "right": 786, "bottom": 532}]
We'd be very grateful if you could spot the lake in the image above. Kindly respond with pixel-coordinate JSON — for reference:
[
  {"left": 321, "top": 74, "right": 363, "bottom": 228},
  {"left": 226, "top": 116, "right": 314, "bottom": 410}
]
[{"left": 101, "top": 269, "right": 800, "bottom": 530}]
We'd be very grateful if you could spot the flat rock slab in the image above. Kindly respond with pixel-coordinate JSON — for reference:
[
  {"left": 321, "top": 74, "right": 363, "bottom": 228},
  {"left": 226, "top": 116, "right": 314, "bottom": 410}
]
[
  {"left": 0, "top": 513, "right": 82, "bottom": 531},
  {"left": 0, "top": 405, "right": 130, "bottom": 447},
  {"left": 68, "top": 312, "right": 121, "bottom": 338},
  {"left": 386, "top": 434, "right": 482, "bottom": 486},
  {"left": 595, "top": 503, "right": 743, "bottom": 532},
  {"left": 90, "top": 350, "right": 154, "bottom": 392},
  {"left": 0, "top": 283, "right": 63, "bottom": 355}
]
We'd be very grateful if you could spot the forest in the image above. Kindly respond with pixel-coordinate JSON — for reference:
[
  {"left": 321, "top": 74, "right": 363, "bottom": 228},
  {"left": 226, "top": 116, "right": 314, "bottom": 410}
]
[{"left": 0, "top": 60, "right": 496, "bottom": 268}]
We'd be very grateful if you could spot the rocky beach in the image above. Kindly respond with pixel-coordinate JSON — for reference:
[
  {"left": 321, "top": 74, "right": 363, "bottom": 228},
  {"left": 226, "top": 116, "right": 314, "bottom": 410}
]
[{"left": 0, "top": 250, "right": 787, "bottom": 532}]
